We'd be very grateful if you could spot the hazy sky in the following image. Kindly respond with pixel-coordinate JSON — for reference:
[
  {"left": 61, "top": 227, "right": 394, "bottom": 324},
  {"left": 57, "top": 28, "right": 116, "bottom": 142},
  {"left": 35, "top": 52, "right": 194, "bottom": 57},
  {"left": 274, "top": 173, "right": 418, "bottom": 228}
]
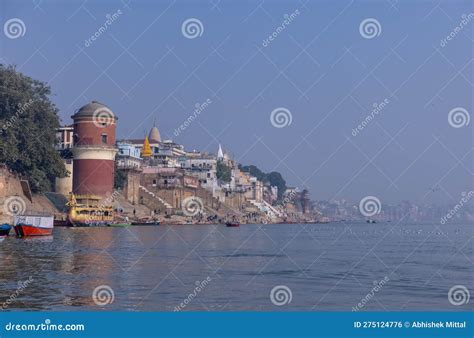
[{"left": 1, "top": 0, "right": 472, "bottom": 205}]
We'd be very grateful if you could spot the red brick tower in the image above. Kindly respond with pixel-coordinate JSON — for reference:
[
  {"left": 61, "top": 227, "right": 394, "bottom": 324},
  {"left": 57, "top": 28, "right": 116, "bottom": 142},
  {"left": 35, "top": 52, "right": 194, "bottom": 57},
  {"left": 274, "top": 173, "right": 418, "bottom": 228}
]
[{"left": 71, "top": 101, "right": 118, "bottom": 196}]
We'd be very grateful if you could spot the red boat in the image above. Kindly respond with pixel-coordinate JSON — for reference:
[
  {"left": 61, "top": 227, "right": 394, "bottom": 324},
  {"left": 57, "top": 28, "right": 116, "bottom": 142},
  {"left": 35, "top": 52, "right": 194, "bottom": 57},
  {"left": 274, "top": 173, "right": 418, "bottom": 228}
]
[
  {"left": 13, "top": 215, "right": 54, "bottom": 237},
  {"left": 226, "top": 222, "right": 240, "bottom": 227}
]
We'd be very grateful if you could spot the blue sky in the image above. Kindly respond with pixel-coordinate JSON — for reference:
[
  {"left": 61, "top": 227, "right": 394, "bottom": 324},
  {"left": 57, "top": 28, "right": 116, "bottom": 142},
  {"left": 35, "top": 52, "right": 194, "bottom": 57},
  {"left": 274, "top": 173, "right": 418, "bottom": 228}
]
[{"left": 1, "top": 0, "right": 472, "bottom": 205}]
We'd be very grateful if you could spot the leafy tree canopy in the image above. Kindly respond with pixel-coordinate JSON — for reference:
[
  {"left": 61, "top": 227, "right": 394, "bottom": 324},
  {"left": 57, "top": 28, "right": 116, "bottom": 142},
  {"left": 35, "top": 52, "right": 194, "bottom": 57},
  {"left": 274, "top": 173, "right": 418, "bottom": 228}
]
[
  {"left": 0, "top": 65, "right": 66, "bottom": 192},
  {"left": 216, "top": 160, "right": 232, "bottom": 183},
  {"left": 239, "top": 164, "right": 287, "bottom": 199}
]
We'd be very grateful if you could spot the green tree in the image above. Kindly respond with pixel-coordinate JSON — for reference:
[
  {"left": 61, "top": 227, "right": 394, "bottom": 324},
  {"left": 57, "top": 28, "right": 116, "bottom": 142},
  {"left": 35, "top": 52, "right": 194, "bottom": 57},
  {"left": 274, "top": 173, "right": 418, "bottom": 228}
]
[
  {"left": 265, "top": 171, "right": 286, "bottom": 199},
  {"left": 239, "top": 164, "right": 287, "bottom": 199},
  {"left": 216, "top": 160, "right": 232, "bottom": 182},
  {"left": 0, "top": 65, "right": 66, "bottom": 192},
  {"left": 239, "top": 164, "right": 265, "bottom": 181}
]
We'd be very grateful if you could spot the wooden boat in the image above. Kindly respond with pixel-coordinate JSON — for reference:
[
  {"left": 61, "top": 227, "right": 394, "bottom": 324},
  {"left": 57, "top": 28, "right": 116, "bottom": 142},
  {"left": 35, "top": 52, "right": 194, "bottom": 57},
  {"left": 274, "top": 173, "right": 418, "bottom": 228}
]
[
  {"left": 66, "top": 194, "right": 114, "bottom": 227},
  {"left": 0, "top": 224, "right": 11, "bottom": 236},
  {"left": 131, "top": 219, "right": 160, "bottom": 226},
  {"left": 226, "top": 222, "right": 240, "bottom": 227},
  {"left": 13, "top": 215, "right": 54, "bottom": 237},
  {"left": 0, "top": 236, "right": 5, "bottom": 242}
]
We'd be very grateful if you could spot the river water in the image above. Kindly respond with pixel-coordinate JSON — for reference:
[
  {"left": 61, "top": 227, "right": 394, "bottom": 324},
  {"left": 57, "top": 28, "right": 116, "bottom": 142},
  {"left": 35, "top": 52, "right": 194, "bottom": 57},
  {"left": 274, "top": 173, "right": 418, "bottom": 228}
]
[{"left": 0, "top": 223, "right": 471, "bottom": 311}]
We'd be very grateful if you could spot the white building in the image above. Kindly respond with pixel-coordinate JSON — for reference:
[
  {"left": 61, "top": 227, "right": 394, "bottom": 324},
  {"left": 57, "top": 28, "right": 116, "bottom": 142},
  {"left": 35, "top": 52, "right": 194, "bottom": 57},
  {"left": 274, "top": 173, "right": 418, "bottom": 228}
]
[
  {"left": 116, "top": 142, "right": 143, "bottom": 170},
  {"left": 179, "top": 154, "right": 218, "bottom": 193}
]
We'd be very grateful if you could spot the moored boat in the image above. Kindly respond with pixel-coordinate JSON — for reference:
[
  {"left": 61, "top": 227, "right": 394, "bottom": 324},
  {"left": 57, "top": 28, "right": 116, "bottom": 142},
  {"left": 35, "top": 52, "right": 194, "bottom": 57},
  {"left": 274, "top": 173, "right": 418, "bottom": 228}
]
[
  {"left": 13, "top": 215, "right": 54, "bottom": 237},
  {"left": 226, "top": 222, "right": 240, "bottom": 227},
  {"left": 0, "top": 224, "right": 12, "bottom": 236},
  {"left": 66, "top": 194, "right": 114, "bottom": 227},
  {"left": 131, "top": 219, "right": 160, "bottom": 226}
]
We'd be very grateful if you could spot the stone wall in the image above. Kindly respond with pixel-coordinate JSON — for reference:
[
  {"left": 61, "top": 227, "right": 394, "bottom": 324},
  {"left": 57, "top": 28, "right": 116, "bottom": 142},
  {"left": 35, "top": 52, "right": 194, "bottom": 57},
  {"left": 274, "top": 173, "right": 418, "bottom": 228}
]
[
  {"left": 0, "top": 167, "right": 59, "bottom": 224},
  {"left": 123, "top": 169, "right": 141, "bottom": 204}
]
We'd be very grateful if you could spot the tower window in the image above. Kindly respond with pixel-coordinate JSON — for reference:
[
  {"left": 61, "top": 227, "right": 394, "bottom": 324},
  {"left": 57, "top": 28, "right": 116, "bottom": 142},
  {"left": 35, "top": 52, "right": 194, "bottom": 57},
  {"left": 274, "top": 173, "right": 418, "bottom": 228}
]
[{"left": 101, "top": 134, "right": 108, "bottom": 144}]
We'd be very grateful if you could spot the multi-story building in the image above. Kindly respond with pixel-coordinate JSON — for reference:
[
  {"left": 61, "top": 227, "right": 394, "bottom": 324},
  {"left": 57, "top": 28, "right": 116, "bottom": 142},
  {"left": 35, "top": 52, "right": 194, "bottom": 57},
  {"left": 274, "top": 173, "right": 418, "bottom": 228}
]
[
  {"left": 178, "top": 153, "right": 218, "bottom": 194},
  {"left": 117, "top": 142, "right": 143, "bottom": 170},
  {"left": 56, "top": 125, "right": 74, "bottom": 150}
]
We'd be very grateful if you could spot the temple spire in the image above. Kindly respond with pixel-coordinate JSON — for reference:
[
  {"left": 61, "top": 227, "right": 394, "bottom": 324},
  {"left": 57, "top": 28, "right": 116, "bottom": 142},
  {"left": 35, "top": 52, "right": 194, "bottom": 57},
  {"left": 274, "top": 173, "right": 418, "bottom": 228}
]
[
  {"left": 217, "top": 144, "right": 224, "bottom": 160},
  {"left": 141, "top": 136, "right": 152, "bottom": 158}
]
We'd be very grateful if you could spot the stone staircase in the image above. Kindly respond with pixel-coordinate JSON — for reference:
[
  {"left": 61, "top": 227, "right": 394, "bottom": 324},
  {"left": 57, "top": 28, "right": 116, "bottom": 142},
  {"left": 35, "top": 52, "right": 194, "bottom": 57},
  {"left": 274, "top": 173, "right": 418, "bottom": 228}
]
[
  {"left": 262, "top": 200, "right": 284, "bottom": 217},
  {"left": 138, "top": 185, "right": 174, "bottom": 213},
  {"left": 113, "top": 193, "right": 153, "bottom": 218},
  {"left": 249, "top": 200, "right": 280, "bottom": 220}
]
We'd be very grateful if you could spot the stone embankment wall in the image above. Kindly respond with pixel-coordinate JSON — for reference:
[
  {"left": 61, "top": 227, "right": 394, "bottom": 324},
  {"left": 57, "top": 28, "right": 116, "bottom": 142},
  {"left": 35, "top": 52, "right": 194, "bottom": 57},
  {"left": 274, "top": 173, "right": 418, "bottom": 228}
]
[{"left": 0, "top": 167, "right": 60, "bottom": 224}]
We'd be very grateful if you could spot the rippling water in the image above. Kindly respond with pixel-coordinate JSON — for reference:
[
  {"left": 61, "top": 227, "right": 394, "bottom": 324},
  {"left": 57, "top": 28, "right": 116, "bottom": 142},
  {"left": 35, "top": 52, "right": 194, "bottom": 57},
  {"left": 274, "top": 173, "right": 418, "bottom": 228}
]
[{"left": 0, "top": 223, "right": 472, "bottom": 311}]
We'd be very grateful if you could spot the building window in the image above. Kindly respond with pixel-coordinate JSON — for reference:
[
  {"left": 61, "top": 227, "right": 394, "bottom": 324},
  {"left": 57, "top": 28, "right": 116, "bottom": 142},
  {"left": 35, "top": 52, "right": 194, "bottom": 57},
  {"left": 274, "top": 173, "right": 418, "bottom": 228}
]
[{"left": 101, "top": 134, "right": 108, "bottom": 144}]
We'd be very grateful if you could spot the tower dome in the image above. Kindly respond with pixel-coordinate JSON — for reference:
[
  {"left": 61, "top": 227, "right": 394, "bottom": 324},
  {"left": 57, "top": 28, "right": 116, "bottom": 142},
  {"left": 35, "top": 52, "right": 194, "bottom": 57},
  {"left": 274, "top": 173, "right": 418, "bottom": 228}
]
[
  {"left": 148, "top": 126, "right": 161, "bottom": 143},
  {"left": 72, "top": 101, "right": 114, "bottom": 118}
]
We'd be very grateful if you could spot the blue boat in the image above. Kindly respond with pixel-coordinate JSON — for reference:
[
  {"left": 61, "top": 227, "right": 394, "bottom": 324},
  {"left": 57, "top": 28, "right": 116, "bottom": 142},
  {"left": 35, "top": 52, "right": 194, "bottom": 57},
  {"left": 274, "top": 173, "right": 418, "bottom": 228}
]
[{"left": 0, "top": 224, "right": 12, "bottom": 236}]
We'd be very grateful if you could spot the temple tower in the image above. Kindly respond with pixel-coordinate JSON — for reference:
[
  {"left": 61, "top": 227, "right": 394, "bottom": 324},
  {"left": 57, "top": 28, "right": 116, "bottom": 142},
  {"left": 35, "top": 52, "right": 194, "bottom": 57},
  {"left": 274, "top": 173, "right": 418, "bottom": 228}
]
[{"left": 71, "top": 101, "right": 118, "bottom": 196}]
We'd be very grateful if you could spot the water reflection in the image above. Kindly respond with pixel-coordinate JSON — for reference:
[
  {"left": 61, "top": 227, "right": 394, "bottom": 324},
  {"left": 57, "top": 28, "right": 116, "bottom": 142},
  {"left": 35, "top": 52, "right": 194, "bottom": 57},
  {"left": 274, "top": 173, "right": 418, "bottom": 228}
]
[{"left": 0, "top": 224, "right": 471, "bottom": 311}]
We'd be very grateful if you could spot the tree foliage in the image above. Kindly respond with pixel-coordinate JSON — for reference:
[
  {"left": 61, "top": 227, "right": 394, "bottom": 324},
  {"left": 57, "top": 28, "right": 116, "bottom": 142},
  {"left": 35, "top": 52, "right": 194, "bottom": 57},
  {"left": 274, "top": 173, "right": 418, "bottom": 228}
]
[
  {"left": 0, "top": 65, "right": 66, "bottom": 192},
  {"left": 216, "top": 160, "right": 232, "bottom": 183},
  {"left": 239, "top": 164, "right": 287, "bottom": 199}
]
